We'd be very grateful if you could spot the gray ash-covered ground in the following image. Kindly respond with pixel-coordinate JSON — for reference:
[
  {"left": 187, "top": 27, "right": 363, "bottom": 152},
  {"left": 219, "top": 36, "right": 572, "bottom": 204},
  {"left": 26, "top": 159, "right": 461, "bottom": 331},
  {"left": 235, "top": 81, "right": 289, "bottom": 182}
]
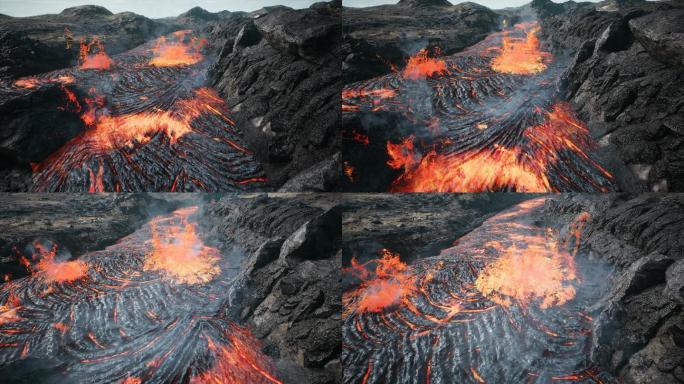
[
  {"left": 0, "top": 2, "right": 341, "bottom": 192},
  {"left": 342, "top": 193, "right": 684, "bottom": 383},
  {"left": 0, "top": 193, "right": 341, "bottom": 384}
]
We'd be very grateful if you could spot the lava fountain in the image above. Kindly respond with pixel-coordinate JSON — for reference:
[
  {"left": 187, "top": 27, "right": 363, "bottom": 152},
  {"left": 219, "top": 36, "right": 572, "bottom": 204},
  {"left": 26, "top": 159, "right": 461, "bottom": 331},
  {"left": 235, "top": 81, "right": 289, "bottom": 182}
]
[
  {"left": 79, "top": 37, "right": 114, "bottom": 70},
  {"left": 491, "top": 22, "right": 551, "bottom": 75},
  {"left": 149, "top": 30, "right": 207, "bottom": 67}
]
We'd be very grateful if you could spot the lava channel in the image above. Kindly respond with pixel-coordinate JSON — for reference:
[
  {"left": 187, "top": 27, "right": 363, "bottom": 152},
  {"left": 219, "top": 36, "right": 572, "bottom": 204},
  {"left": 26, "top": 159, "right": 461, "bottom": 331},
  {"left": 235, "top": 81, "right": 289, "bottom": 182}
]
[
  {"left": 3, "top": 30, "right": 266, "bottom": 192},
  {"left": 342, "top": 22, "right": 616, "bottom": 192},
  {"left": 0, "top": 207, "right": 281, "bottom": 383},
  {"left": 343, "top": 198, "right": 614, "bottom": 383}
]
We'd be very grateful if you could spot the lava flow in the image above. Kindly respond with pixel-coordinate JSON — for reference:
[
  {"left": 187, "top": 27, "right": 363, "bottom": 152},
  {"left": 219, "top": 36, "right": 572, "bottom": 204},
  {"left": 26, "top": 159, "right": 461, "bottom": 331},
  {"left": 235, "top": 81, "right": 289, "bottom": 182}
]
[
  {"left": 4, "top": 30, "right": 266, "bottom": 192},
  {"left": 343, "top": 249, "right": 417, "bottom": 315},
  {"left": 342, "top": 198, "right": 613, "bottom": 383},
  {"left": 0, "top": 207, "right": 281, "bottom": 383},
  {"left": 342, "top": 22, "right": 616, "bottom": 192},
  {"left": 79, "top": 37, "right": 114, "bottom": 70},
  {"left": 150, "top": 30, "right": 207, "bottom": 67}
]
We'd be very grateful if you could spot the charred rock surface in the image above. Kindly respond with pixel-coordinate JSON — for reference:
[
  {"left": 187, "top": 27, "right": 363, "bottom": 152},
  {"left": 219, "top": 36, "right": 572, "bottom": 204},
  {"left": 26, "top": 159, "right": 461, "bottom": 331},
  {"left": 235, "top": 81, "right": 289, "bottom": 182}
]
[
  {"left": 534, "top": 0, "right": 684, "bottom": 192},
  {"left": 197, "top": 194, "right": 342, "bottom": 384},
  {"left": 342, "top": 0, "right": 500, "bottom": 83},
  {"left": 0, "top": 5, "right": 171, "bottom": 80},
  {"left": 341, "top": 193, "right": 683, "bottom": 383},
  {"left": 208, "top": 1, "right": 341, "bottom": 191}
]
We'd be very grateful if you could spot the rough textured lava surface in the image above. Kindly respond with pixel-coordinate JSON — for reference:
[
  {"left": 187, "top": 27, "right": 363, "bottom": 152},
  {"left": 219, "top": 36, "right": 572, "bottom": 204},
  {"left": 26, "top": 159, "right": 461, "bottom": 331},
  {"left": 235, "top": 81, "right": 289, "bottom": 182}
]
[
  {"left": 0, "top": 194, "right": 341, "bottom": 384},
  {"left": 342, "top": 193, "right": 684, "bottom": 383},
  {"left": 533, "top": 0, "right": 684, "bottom": 192}
]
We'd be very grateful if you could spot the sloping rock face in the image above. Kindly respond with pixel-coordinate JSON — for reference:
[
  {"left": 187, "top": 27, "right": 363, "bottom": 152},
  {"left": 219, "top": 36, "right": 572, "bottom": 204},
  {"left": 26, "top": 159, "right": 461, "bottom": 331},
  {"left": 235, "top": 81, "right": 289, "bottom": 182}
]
[
  {"left": 342, "top": 1, "right": 500, "bottom": 83},
  {"left": 542, "top": 194, "right": 684, "bottom": 383},
  {"left": 0, "top": 5, "right": 171, "bottom": 79},
  {"left": 208, "top": 1, "right": 341, "bottom": 191},
  {"left": 198, "top": 194, "right": 341, "bottom": 384},
  {"left": 534, "top": 0, "right": 684, "bottom": 192}
]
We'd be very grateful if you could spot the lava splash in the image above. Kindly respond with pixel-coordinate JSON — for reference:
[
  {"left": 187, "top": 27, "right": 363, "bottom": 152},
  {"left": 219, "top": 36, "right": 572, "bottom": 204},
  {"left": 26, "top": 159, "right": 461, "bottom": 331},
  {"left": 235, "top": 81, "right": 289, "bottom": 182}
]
[
  {"left": 342, "top": 22, "right": 616, "bottom": 192},
  {"left": 342, "top": 198, "right": 613, "bottom": 383},
  {"left": 4, "top": 30, "right": 266, "bottom": 192},
  {"left": 0, "top": 207, "right": 281, "bottom": 383}
]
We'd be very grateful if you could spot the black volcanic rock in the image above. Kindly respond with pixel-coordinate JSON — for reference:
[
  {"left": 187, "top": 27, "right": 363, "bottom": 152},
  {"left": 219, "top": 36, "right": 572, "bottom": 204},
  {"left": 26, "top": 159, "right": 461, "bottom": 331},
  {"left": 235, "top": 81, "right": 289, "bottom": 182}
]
[
  {"left": 0, "top": 6, "right": 171, "bottom": 79},
  {"left": 208, "top": 1, "right": 341, "bottom": 190},
  {"left": 342, "top": 1, "right": 500, "bottom": 83},
  {"left": 198, "top": 194, "right": 341, "bottom": 384},
  {"left": 538, "top": 0, "right": 684, "bottom": 192}
]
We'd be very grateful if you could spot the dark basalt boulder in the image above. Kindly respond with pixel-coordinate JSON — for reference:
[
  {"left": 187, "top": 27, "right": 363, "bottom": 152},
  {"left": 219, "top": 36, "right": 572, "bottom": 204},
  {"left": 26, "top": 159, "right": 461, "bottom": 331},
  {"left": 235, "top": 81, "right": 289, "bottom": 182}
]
[
  {"left": 208, "top": 1, "right": 341, "bottom": 190},
  {"left": 198, "top": 195, "right": 341, "bottom": 384},
  {"left": 537, "top": 0, "right": 684, "bottom": 192}
]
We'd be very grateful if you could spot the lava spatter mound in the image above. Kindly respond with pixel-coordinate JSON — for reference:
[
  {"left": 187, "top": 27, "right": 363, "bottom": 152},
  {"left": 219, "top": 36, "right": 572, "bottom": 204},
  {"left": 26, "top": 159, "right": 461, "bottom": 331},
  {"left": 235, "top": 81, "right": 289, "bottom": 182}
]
[
  {"left": 342, "top": 22, "right": 617, "bottom": 193},
  {"left": 0, "top": 207, "right": 281, "bottom": 383},
  {"left": 2, "top": 30, "right": 266, "bottom": 192},
  {"left": 342, "top": 198, "right": 614, "bottom": 383}
]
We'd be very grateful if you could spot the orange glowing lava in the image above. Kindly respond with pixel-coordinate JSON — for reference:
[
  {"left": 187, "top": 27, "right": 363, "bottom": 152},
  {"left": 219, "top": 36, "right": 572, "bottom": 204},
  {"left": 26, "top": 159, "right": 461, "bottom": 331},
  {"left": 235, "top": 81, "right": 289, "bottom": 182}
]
[
  {"left": 343, "top": 249, "right": 416, "bottom": 315},
  {"left": 149, "top": 30, "right": 206, "bottom": 67},
  {"left": 387, "top": 103, "right": 611, "bottom": 192},
  {"left": 342, "top": 88, "right": 397, "bottom": 100},
  {"left": 32, "top": 87, "right": 232, "bottom": 179},
  {"left": 491, "top": 23, "right": 550, "bottom": 75},
  {"left": 191, "top": 325, "right": 282, "bottom": 384},
  {"left": 79, "top": 37, "right": 113, "bottom": 70},
  {"left": 344, "top": 161, "right": 356, "bottom": 182},
  {"left": 144, "top": 207, "right": 220, "bottom": 285},
  {"left": 26, "top": 242, "right": 89, "bottom": 284},
  {"left": 402, "top": 49, "right": 448, "bottom": 80},
  {"left": 475, "top": 233, "right": 577, "bottom": 309}
]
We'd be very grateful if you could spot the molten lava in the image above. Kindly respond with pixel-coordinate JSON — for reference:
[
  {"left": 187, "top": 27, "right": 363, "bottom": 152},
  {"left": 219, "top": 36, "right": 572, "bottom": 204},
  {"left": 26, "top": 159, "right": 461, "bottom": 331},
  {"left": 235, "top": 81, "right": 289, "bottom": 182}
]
[
  {"left": 79, "top": 37, "right": 113, "bottom": 70},
  {"left": 491, "top": 23, "right": 550, "bottom": 75},
  {"left": 402, "top": 48, "right": 448, "bottom": 80},
  {"left": 25, "top": 241, "right": 88, "bottom": 284},
  {"left": 144, "top": 207, "right": 221, "bottom": 285},
  {"left": 386, "top": 103, "right": 612, "bottom": 192},
  {"left": 191, "top": 325, "right": 282, "bottom": 384},
  {"left": 149, "top": 30, "right": 206, "bottom": 67},
  {"left": 474, "top": 236, "right": 577, "bottom": 309},
  {"left": 343, "top": 249, "right": 416, "bottom": 315}
]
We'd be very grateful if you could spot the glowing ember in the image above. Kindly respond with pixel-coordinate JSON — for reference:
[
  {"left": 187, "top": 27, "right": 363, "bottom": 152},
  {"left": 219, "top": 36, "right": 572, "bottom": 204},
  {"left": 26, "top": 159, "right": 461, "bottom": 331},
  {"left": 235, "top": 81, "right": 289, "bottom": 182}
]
[
  {"left": 149, "top": 30, "right": 206, "bottom": 67},
  {"left": 491, "top": 23, "right": 550, "bottom": 75},
  {"left": 402, "top": 48, "right": 448, "bottom": 80},
  {"left": 475, "top": 233, "right": 577, "bottom": 309},
  {"left": 344, "top": 161, "right": 356, "bottom": 182},
  {"left": 79, "top": 37, "right": 113, "bottom": 70},
  {"left": 144, "top": 207, "right": 220, "bottom": 285},
  {"left": 191, "top": 325, "right": 282, "bottom": 384},
  {"left": 343, "top": 249, "right": 416, "bottom": 315},
  {"left": 386, "top": 103, "right": 612, "bottom": 192}
]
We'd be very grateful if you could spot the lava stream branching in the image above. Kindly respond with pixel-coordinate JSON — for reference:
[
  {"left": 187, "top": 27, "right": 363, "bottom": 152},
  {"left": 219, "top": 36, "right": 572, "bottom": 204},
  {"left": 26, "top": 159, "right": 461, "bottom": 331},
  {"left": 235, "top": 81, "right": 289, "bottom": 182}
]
[
  {"left": 342, "top": 22, "right": 616, "bottom": 192},
  {"left": 3, "top": 30, "right": 266, "bottom": 192},
  {"left": 0, "top": 207, "right": 281, "bottom": 383},
  {"left": 342, "top": 198, "right": 613, "bottom": 383}
]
